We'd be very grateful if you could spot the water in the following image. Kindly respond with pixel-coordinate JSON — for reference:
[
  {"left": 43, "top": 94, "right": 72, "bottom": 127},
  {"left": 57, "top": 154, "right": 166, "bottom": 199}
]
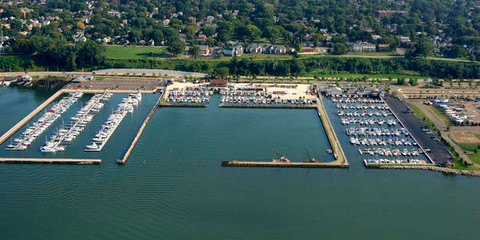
[{"left": 0, "top": 86, "right": 479, "bottom": 240}]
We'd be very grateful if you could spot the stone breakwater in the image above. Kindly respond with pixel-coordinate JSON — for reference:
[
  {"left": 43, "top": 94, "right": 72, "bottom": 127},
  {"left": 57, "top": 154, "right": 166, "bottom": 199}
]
[{"left": 366, "top": 164, "right": 480, "bottom": 177}]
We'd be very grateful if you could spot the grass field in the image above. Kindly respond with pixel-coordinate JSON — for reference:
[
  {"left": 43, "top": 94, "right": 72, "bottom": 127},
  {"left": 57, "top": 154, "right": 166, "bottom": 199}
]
[
  {"left": 469, "top": 154, "right": 480, "bottom": 165},
  {"left": 456, "top": 142, "right": 480, "bottom": 152},
  {"left": 105, "top": 46, "right": 169, "bottom": 59},
  {"left": 428, "top": 105, "right": 452, "bottom": 126}
]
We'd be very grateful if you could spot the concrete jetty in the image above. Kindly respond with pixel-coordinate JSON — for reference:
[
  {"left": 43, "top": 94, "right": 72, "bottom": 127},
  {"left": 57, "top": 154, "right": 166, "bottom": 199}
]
[
  {"left": 222, "top": 160, "right": 349, "bottom": 168},
  {"left": 316, "top": 95, "right": 349, "bottom": 167},
  {"left": 0, "top": 89, "right": 65, "bottom": 146},
  {"left": 117, "top": 93, "right": 163, "bottom": 165},
  {"left": 0, "top": 158, "right": 101, "bottom": 165}
]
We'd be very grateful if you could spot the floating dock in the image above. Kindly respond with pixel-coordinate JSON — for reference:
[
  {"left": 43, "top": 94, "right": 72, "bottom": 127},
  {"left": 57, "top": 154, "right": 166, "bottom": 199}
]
[
  {"left": 222, "top": 160, "right": 349, "bottom": 168},
  {"left": 0, "top": 158, "right": 101, "bottom": 165}
]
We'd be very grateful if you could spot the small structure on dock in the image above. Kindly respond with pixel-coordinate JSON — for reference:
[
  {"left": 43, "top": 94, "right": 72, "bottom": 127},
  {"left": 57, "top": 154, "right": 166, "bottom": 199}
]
[{"left": 209, "top": 79, "right": 228, "bottom": 88}]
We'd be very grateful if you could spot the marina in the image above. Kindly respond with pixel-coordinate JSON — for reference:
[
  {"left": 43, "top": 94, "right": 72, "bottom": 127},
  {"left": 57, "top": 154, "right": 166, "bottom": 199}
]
[
  {"left": 84, "top": 93, "right": 142, "bottom": 152},
  {"left": 5, "top": 92, "right": 83, "bottom": 151},
  {"left": 323, "top": 88, "right": 430, "bottom": 166},
  {"left": 39, "top": 92, "right": 112, "bottom": 153}
]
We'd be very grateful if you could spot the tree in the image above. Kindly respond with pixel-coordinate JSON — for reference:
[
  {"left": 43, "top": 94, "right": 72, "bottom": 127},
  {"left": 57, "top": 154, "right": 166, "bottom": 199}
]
[
  {"left": 409, "top": 78, "right": 418, "bottom": 86},
  {"left": 168, "top": 39, "right": 186, "bottom": 56},
  {"left": 396, "top": 78, "right": 406, "bottom": 85},
  {"left": 333, "top": 43, "right": 348, "bottom": 55},
  {"left": 264, "top": 26, "right": 280, "bottom": 44},
  {"left": 213, "top": 67, "right": 229, "bottom": 79},
  {"left": 245, "top": 24, "right": 262, "bottom": 43},
  {"left": 76, "top": 21, "right": 86, "bottom": 29},
  {"left": 414, "top": 39, "right": 434, "bottom": 58},
  {"left": 190, "top": 45, "right": 200, "bottom": 58}
]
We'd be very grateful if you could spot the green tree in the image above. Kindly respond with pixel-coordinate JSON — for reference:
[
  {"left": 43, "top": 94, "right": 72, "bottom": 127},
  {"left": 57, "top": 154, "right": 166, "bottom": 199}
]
[
  {"left": 333, "top": 43, "right": 348, "bottom": 55},
  {"left": 245, "top": 24, "right": 262, "bottom": 43},
  {"left": 190, "top": 45, "right": 200, "bottom": 58},
  {"left": 168, "top": 39, "right": 186, "bottom": 56},
  {"left": 414, "top": 39, "right": 434, "bottom": 58}
]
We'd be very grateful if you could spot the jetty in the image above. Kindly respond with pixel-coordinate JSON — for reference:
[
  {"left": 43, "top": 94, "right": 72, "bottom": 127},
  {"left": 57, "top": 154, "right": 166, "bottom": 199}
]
[
  {"left": 222, "top": 160, "right": 349, "bottom": 168},
  {"left": 118, "top": 93, "right": 163, "bottom": 165},
  {"left": 316, "top": 95, "right": 349, "bottom": 167},
  {"left": 0, "top": 89, "right": 65, "bottom": 146},
  {"left": 0, "top": 158, "right": 101, "bottom": 165}
]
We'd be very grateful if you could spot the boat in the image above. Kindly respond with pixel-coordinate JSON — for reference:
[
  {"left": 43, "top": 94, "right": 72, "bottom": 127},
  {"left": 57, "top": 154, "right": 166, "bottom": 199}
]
[{"left": 85, "top": 142, "right": 98, "bottom": 150}]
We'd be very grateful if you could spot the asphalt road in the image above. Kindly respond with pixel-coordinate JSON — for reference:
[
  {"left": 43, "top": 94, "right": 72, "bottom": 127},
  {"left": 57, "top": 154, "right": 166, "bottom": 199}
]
[{"left": 384, "top": 95, "right": 452, "bottom": 165}]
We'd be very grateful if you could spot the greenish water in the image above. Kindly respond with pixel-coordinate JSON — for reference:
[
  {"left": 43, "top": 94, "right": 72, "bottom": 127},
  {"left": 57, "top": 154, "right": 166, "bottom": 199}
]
[{"left": 0, "top": 86, "right": 479, "bottom": 240}]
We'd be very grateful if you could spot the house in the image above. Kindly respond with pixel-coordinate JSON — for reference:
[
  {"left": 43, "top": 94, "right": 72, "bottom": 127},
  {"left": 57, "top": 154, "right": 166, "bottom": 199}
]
[
  {"left": 209, "top": 79, "right": 228, "bottom": 88},
  {"left": 377, "top": 44, "right": 391, "bottom": 52},
  {"left": 198, "top": 45, "right": 210, "bottom": 56},
  {"left": 196, "top": 34, "right": 207, "bottom": 44},
  {"left": 376, "top": 10, "right": 408, "bottom": 19},
  {"left": 224, "top": 45, "right": 243, "bottom": 56},
  {"left": 351, "top": 42, "right": 376, "bottom": 52},
  {"left": 162, "top": 19, "right": 170, "bottom": 26},
  {"left": 245, "top": 44, "right": 263, "bottom": 54},
  {"left": 265, "top": 45, "right": 287, "bottom": 54},
  {"left": 301, "top": 47, "right": 315, "bottom": 53}
]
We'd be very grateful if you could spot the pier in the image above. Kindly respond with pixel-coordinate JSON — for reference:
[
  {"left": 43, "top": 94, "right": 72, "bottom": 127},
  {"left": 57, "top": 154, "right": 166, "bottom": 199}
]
[
  {"left": 316, "top": 95, "right": 349, "bottom": 166},
  {"left": 118, "top": 93, "right": 163, "bottom": 165},
  {"left": 219, "top": 104, "right": 316, "bottom": 109},
  {"left": 0, "top": 158, "right": 101, "bottom": 165},
  {"left": 0, "top": 89, "right": 65, "bottom": 146},
  {"left": 222, "top": 160, "right": 349, "bottom": 168}
]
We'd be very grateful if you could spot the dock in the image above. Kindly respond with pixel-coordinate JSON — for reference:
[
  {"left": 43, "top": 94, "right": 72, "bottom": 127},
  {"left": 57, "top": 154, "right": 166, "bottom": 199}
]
[
  {"left": 0, "top": 158, "right": 101, "bottom": 165},
  {"left": 316, "top": 95, "right": 349, "bottom": 166},
  {"left": 0, "top": 89, "right": 65, "bottom": 146},
  {"left": 222, "top": 160, "right": 349, "bottom": 168},
  {"left": 219, "top": 104, "right": 316, "bottom": 109},
  {"left": 117, "top": 93, "right": 163, "bottom": 165}
]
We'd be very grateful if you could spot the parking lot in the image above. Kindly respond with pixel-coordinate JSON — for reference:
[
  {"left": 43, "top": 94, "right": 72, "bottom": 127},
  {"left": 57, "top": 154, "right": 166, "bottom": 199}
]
[
  {"left": 65, "top": 77, "right": 165, "bottom": 91},
  {"left": 384, "top": 95, "right": 452, "bottom": 165}
]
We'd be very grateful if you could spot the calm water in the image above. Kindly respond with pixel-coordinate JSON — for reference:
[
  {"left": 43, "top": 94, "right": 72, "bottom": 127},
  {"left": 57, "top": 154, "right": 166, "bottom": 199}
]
[{"left": 0, "top": 86, "right": 479, "bottom": 240}]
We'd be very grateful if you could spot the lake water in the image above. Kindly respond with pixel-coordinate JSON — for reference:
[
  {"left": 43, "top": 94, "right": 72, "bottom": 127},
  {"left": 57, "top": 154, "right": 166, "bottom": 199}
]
[{"left": 0, "top": 86, "right": 479, "bottom": 240}]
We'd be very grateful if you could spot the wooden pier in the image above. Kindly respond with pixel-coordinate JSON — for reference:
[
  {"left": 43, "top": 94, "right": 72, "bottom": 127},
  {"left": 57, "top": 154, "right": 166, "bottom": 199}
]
[
  {"left": 117, "top": 93, "right": 163, "bottom": 165},
  {"left": 222, "top": 160, "right": 349, "bottom": 168},
  {"left": 0, "top": 158, "right": 101, "bottom": 165},
  {"left": 0, "top": 89, "right": 65, "bottom": 146}
]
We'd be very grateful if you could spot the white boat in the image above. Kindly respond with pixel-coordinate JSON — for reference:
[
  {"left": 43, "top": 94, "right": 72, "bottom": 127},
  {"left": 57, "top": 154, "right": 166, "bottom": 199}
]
[{"left": 85, "top": 142, "right": 98, "bottom": 149}]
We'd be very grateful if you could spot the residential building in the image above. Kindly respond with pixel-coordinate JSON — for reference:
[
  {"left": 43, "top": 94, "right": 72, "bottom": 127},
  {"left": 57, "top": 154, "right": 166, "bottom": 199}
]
[{"left": 224, "top": 45, "right": 243, "bottom": 56}]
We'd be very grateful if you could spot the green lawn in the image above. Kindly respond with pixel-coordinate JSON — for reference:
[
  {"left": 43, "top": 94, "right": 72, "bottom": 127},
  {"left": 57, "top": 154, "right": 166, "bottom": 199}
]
[
  {"left": 105, "top": 46, "right": 169, "bottom": 59},
  {"left": 468, "top": 154, "right": 480, "bottom": 165},
  {"left": 428, "top": 105, "right": 452, "bottom": 126},
  {"left": 456, "top": 142, "right": 480, "bottom": 152}
]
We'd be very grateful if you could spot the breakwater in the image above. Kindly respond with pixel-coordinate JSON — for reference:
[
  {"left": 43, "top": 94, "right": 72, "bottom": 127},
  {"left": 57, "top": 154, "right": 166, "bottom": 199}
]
[
  {"left": 364, "top": 161, "right": 480, "bottom": 177},
  {"left": 0, "top": 158, "right": 101, "bottom": 164},
  {"left": 221, "top": 160, "right": 349, "bottom": 168},
  {"left": 316, "top": 95, "right": 349, "bottom": 166},
  {"left": 118, "top": 94, "right": 163, "bottom": 165}
]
